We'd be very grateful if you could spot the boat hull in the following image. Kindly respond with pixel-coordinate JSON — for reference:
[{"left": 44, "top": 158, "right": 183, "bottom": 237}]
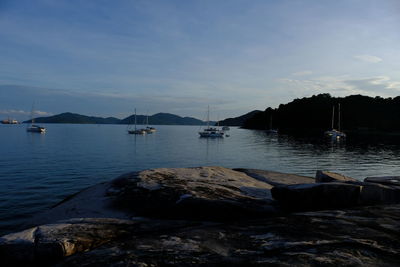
[{"left": 27, "top": 126, "right": 46, "bottom": 133}]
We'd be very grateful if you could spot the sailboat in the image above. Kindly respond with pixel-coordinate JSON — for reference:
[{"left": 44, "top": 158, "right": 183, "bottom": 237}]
[
  {"left": 265, "top": 114, "right": 278, "bottom": 134},
  {"left": 144, "top": 112, "right": 156, "bottom": 133},
  {"left": 198, "top": 106, "right": 224, "bottom": 138},
  {"left": 128, "top": 109, "right": 146, "bottom": 135},
  {"left": 324, "top": 103, "right": 346, "bottom": 139},
  {"left": 26, "top": 104, "right": 46, "bottom": 133}
]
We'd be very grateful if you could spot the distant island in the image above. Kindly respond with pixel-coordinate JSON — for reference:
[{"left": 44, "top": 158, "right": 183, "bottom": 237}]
[{"left": 24, "top": 112, "right": 210, "bottom": 125}]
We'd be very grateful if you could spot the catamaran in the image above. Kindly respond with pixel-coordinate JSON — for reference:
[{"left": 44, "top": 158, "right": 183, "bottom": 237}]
[
  {"left": 128, "top": 109, "right": 146, "bottom": 135},
  {"left": 198, "top": 106, "right": 224, "bottom": 138},
  {"left": 325, "top": 103, "right": 346, "bottom": 139}
]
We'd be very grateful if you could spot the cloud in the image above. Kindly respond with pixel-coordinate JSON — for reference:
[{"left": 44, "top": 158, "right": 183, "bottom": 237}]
[
  {"left": 0, "top": 109, "right": 52, "bottom": 116},
  {"left": 354, "top": 55, "right": 383, "bottom": 63},
  {"left": 279, "top": 75, "right": 400, "bottom": 98},
  {"left": 292, "top": 70, "right": 313, "bottom": 76},
  {"left": 343, "top": 76, "right": 400, "bottom": 95}
]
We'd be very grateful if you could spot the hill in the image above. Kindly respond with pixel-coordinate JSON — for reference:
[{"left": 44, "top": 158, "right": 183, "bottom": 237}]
[
  {"left": 25, "top": 112, "right": 207, "bottom": 125},
  {"left": 242, "top": 94, "right": 400, "bottom": 136},
  {"left": 219, "top": 110, "right": 262, "bottom": 126},
  {"left": 120, "top": 113, "right": 206, "bottom": 125},
  {"left": 24, "top": 112, "right": 120, "bottom": 124}
]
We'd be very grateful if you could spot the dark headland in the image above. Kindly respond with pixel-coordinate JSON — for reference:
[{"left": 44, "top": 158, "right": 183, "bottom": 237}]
[{"left": 1, "top": 166, "right": 400, "bottom": 266}]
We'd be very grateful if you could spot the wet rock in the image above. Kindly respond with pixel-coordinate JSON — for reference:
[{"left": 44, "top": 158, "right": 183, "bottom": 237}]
[
  {"left": 235, "top": 168, "right": 315, "bottom": 186},
  {"left": 110, "top": 167, "right": 277, "bottom": 220},
  {"left": 316, "top": 170, "right": 358, "bottom": 183},
  {"left": 271, "top": 182, "right": 361, "bottom": 211},
  {"left": 364, "top": 176, "right": 400, "bottom": 186}
]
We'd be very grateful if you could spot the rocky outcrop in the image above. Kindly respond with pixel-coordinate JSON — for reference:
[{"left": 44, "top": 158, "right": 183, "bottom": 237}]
[
  {"left": 2, "top": 166, "right": 400, "bottom": 266},
  {"left": 108, "top": 167, "right": 277, "bottom": 221},
  {"left": 315, "top": 170, "right": 358, "bottom": 183}
]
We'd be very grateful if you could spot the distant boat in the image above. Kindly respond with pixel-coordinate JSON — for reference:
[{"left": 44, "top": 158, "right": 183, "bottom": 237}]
[
  {"left": 144, "top": 113, "right": 156, "bottom": 133},
  {"left": 199, "top": 106, "right": 224, "bottom": 138},
  {"left": 128, "top": 109, "right": 146, "bottom": 135},
  {"left": 325, "top": 104, "right": 346, "bottom": 139},
  {"left": 222, "top": 126, "right": 230, "bottom": 131},
  {"left": 265, "top": 114, "right": 278, "bottom": 134},
  {"left": 1, "top": 117, "right": 19, "bottom": 124},
  {"left": 26, "top": 104, "right": 46, "bottom": 133}
]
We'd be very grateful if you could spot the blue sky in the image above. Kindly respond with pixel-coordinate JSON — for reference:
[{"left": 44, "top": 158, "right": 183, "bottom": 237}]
[{"left": 1, "top": 0, "right": 400, "bottom": 120}]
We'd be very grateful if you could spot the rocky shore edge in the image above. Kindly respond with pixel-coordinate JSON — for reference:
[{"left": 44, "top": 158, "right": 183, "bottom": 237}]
[{"left": 1, "top": 166, "right": 400, "bottom": 266}]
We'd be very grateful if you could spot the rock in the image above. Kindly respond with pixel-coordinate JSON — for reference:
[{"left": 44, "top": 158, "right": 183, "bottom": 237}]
[
  {"left": 316, "top": 170, "right": 358, "bottom": 183},
  {"left": 359, "top": 183, "right": 400, "bottom": 205},
  {"left": 0, "top": 218, "right": 137, "bottom": 266},
  {"left": 364, "top": 176, "right": 400, "bottom": 186},
  {"left": 110, "top": 167, "right": 277, "bottom": 221},
  {"left": 27, "top": 182, "right": 131, "bottom": 228},
  {"left": 271, "top": 182, "right": 361, "bottom": 211},
  {"left": 234, "top": 168, "right": 315, "bottom": 186},
  {"left": 3, "top": 167, "right": 400, "bottom": 266},
  {"left": 55, "top": 205, "right": 400, "bottom": 266}
]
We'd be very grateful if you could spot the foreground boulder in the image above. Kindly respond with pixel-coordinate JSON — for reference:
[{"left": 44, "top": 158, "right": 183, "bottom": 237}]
[{"left": 108, "top": 166, "right": 280, "bottom": 221}]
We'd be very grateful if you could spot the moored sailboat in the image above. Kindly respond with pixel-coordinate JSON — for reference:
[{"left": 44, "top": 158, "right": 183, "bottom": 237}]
[
  {"left": 128, "top": 109, "right": 146, "bottom": 135},
  {"left": 198, "top": 106, "right": 224, "bottom": 138},
  {"left": 26, "top": 104, "right": 46, "bottom": 133},
  {"left": 325, "top": 104, "right": 346, "bottom": 139}
]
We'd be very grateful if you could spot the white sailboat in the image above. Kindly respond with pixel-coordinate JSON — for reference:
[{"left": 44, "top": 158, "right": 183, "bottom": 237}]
[
  {"left": 26, "top": 104, "right": 46, "bottom": 133},
  {"left": 144, "top": 112, "right": 156, "bottom": 133},
  {"left": 325, "top": 103, "right": 346, "bottom": 139},
  {"left": 198, "top": 106, "right": 224, "bottom": 138},
  {"left": 128, "top": 109, "right": 146, "bottom": 135}
]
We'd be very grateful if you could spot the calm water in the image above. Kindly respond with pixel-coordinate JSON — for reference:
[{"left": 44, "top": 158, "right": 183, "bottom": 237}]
[{"left": 1, "top": 123, "right": 400, "bottom": 235}]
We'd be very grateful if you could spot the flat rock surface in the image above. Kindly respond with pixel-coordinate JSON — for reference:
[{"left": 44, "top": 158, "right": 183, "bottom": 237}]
[
  {"left": 234, "top": 168, "right": 315, "bottom": 186},
  {"left": 28, "top": 182, "right": 131, "bottom": 227}
]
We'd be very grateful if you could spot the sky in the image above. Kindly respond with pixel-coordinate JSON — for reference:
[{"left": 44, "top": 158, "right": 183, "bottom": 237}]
[{"left": 1, "top": 0, "right": 400, "bottom": 121}]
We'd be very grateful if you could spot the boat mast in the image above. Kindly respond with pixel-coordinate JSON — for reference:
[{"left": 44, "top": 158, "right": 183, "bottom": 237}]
[
  {"left": 338, "top": 103, "right": 341, "bottom": 132},
  {"left": 30, "top": 103, "right": 35, "bottom": 126},
  {"left": 134, "top": 108, "right": 137, "bottom": 131},
  {"left": 331, "top": 106, "right": 335, "bottom": 130},
  {"left": 207, "top": 105, "right": 210, "bottom": 128}
]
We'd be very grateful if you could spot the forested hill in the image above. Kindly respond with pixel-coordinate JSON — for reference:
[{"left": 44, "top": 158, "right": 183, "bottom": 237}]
[
  {"left": 219, "top": 110, "right": 262, "bottom": 126},
  {"left": 243, "top": 94, "right": 400, "bottom": 135}
]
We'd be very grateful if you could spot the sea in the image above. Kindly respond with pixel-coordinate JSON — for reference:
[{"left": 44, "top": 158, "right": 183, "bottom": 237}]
[{"left": 1, "top": 123, "right": 400, "bottom": 235}]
